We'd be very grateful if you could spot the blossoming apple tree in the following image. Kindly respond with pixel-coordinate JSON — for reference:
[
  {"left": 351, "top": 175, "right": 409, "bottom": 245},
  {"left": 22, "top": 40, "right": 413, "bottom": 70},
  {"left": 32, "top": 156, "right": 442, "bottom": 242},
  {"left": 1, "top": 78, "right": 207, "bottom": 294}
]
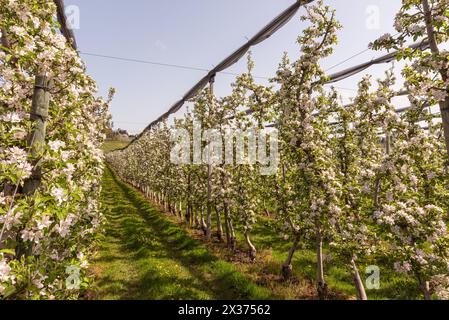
[
  {"left": 107, "top": 0, "right": 449, "bottom": 300},
  {"left": 1, "top": 0, "right": 112, "bottom": 299}
]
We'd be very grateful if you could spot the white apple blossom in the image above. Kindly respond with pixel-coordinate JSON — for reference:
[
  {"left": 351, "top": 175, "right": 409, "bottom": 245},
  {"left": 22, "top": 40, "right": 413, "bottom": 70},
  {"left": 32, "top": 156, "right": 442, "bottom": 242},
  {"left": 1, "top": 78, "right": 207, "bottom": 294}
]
[
  {"left": 50, "top": 187, "right": 67, "bottom": 204},
  {"left": 1, "top": 0, "right": 113, "bottom": 299},
  {"left": 48, "top": 140, "right": 66, "bottom": 152}
]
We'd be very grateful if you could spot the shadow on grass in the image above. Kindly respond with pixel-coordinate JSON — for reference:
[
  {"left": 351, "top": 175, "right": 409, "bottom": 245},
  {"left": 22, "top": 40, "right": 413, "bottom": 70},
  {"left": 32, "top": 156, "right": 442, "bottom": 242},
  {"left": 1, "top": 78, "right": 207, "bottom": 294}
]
[
  {"left": 233, "top": 208, "right": 420, "bottom": 299},
  {"left": 92, "top": 166, "right": 273, "bottom": 300},
  {"left": 98, "top": 166, "right": 420, "bottom": 300}
]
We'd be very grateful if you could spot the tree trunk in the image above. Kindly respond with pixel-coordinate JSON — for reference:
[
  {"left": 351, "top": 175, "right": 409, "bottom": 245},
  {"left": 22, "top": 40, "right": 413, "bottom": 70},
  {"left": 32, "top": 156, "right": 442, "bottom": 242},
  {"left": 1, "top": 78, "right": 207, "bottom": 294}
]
[
  {"left": 282, "top": 237, "right": 299, "bottom": 280},
  {"left": 194, "top": 205, "right": 200, "bottom": 228},
  {"left": 419, "top": 277, "right": 432, "bottom": 300},
  {"left": 422, "top": 282, "right": 432, "bottom": 300},
  {"left": 263, "top": 200, "right": 270, "bottom": 217},
  {"left": 350, "top": 256, "right": 367, "bottom": 300},
  {"left": 229, "top": 218, "right": 236, "bottom": 251},
  {"left": 168, "top": 195, "right": 173, "bottom": 214},
  {"left": 223, "top": 202, "right": 231, "bottom": 247},
  {"left": 190, "top": 205, "right": 195, "bottom": 227},
  {"left": 200, "top": 206, "right": 207, "bottom": 234},
  {"left": 244, "top": 228, "right": 257, "bottom": 261},
  {"left": 316, "top": 231, "right": 328, "bottom": 300},
  {"left": 215, "top": 205, "right": 223, "bottom": 241},
  {"left": 205, "top": 164, "right": 212, "bottom": 241},
  {"left": 178, "top": 200, "right": 183, "bottom": 218},
  {"left": 170, "top": 198, "right": 175, "bottom": 215},
  {"left": 423, "top": 286, "right": 432, "bottom": 300},
  {"left": 185, "top": 202, "right": 190, "bottom": 225}
]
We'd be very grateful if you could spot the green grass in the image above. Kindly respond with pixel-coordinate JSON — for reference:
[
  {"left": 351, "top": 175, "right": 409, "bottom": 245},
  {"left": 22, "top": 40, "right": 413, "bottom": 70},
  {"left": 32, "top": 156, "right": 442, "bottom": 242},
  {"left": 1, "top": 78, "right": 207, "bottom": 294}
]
[
  {"left": 102, "top": 140, "right": 129, "bottom": 153},
  {"left": 227, "top": 216, "right": 421, "bottom": 300},
  {"left": 94, "top": 164, "right": 421, "bottom": 300},
  {"left": 91, "top": 166, "right": 273, "bottom": 300}
]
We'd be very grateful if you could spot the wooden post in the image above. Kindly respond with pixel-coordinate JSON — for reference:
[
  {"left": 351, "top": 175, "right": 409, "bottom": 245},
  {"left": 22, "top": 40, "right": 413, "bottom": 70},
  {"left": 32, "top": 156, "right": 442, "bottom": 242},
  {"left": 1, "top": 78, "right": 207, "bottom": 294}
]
[
  {"left": 15, "top": 75, "right": 51, "bottom": 258},
  {"left": 215, "top": 204, "right": 223, "bottom": 241},
  {"left": 350, "top": 256, "right": 368, "bottom": 300},
  {"left": 385, "top": 132, "right": 391, "bottom": 155},
  {"left": 23, "top": 75, "right": 52, "bottom": 195},
  {"left": 205, "top": 76, "right": 215, "bottom": 241},
  {"left": 282, "top": 238, "right": 299, "bottom": 279}
]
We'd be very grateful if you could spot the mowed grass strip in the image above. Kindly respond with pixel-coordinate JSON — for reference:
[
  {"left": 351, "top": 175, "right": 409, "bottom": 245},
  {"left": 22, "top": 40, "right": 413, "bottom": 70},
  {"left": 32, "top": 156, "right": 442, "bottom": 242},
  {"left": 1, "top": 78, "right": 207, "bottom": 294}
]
[
  {"left": 90, "top": 166, "right": 273, "bottom": 300},
  {"left": 101, "top": 140, "right": 129, "bottom": 153}
]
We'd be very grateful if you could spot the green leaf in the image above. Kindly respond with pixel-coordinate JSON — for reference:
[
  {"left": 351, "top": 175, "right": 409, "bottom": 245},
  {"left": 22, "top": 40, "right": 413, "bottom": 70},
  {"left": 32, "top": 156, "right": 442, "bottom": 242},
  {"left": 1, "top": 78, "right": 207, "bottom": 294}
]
[
  {"left": 0, "top": 249, "right": 15, "bottom": 255},
  {"left": 2, "top": 285, "right": 17, "bottom": 299}
]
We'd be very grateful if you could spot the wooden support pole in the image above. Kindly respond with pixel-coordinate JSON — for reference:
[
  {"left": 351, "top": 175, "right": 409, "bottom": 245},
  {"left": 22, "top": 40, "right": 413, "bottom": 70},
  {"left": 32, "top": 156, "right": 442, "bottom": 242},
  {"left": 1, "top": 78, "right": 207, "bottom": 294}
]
[
  {"left": 23, "top": 75, "right": 52, "bottom": 195},
  {"left": 385, "top": 132, "right": 391, "bottom": 155},
  {"left": 205, "top": 76, "right": 215, "bottom": 241},
  {"left": 14, "top": 75, "right": 51, "bottom": 258},
  {"left": 350, "top": 256, "right": 368, "bottom": 300}
]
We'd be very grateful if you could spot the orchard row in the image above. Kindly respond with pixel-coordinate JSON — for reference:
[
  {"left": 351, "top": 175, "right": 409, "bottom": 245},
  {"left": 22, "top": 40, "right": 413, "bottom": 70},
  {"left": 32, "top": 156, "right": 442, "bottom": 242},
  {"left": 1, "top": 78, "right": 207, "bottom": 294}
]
[{"left": 108, "top": 0, "right": 449, "bottom": 300}]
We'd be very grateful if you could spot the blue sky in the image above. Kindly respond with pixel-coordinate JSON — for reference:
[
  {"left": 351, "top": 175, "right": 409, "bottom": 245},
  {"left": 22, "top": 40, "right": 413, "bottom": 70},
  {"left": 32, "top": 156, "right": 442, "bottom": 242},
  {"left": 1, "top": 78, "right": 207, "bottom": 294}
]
[{"left": 65, "top": 0, "right": 404, "bottom": 134}]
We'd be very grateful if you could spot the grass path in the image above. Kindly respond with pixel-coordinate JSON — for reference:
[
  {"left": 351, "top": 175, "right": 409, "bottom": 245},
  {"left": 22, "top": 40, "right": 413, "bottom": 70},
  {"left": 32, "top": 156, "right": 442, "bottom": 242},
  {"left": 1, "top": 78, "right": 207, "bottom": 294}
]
[
  {"left": 90, "top": 166, "right": 272, "bottom": 300},
  {"left": 91, "top": 163, "right": 419, "bottom": 300}
]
